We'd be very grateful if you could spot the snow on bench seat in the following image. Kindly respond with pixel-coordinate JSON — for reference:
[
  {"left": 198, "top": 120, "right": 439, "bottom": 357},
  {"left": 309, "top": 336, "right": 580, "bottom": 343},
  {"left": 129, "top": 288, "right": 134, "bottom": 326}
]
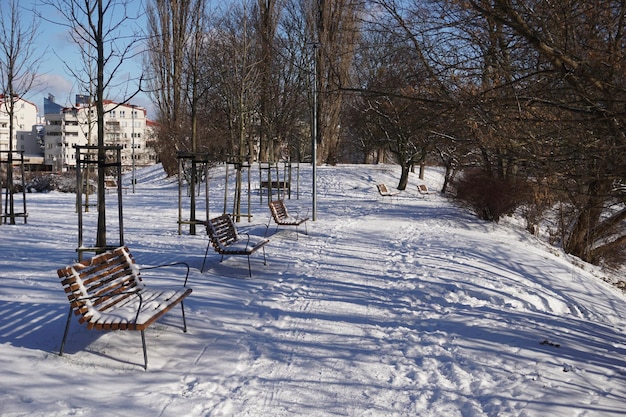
[
  {"left": 57, "top": 246, "right": 192, "bottom": 370},
  {"left": 202, "top": 213, "right": 268, "bottom": 277},
  {"left": 377, "top": 183, "right": 399, "bottom": 199},
  {"left": 267, "top": 199, "right": 309, "bottom": 239}
]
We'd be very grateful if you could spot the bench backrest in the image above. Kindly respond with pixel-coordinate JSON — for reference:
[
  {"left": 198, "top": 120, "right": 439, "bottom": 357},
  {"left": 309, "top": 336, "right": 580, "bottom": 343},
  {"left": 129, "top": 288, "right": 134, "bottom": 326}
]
[
  {"left": 207, "top": 214, "right": 239, "bottom": 250},
  {"left": 377, "top": 184, "right": 389, "bottom": 195},
  {"left": 57, "top": 246, "right": 143, "bottom": 326},
  {"left": 269, "top": 199, "right": 289, "bottom": 221}
]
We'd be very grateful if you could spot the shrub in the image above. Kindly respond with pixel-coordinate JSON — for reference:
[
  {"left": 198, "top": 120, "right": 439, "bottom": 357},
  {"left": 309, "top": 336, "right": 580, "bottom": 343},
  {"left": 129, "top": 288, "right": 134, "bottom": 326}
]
[
  {"left": 25, "top": 173, "right": 84, "bottom": 193},
  {"left": 454, "top": 169, "right": 530, "bottom": 222}
]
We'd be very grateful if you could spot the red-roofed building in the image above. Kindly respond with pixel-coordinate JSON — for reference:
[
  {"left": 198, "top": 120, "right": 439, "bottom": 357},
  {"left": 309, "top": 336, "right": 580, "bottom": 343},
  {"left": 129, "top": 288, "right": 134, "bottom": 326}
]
[{"left": 43, "top": 95, "right": 157, "bottom": 171}]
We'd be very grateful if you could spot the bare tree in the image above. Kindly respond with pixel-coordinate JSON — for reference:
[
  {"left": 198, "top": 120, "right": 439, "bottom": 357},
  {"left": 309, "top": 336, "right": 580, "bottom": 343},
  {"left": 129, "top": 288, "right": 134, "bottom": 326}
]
[
  {"left": 253, "top": 0, "right": 312, "bottom": 163},
  {"left": 146, "top": 0, "right": 211, "bottom": 234},
  {"left": 218, "top": 1, "right": 261, "bottom": 219},
  {"left": 346, "top": 0, "right": 460, "bottom": 187},
  {"left": 42, "top": 0, "right": 144, "bottom": 251},
  {"left": 310, "top": 0, "right": 361, "bottom": 165},
  {"left": 0, "top": 0, "right": 40, "bottom": 224},
  {"left": 256, "top": 0, "right": 279, "bottom": 162},
  {"left": 144, "top": 0, "right": 204, "bottom": 175},
  {"left": 466, "top": 0, "right": 626, "bottom": 265},
  {"left": 71, "top": 38, "right": 98, "bottom": 212}
]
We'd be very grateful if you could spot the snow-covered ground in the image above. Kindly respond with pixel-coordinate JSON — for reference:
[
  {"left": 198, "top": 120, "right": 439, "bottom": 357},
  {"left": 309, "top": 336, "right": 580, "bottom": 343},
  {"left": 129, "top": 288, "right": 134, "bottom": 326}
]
[{"left": 1, "top": 163, "right": 625, "bottom": 417}]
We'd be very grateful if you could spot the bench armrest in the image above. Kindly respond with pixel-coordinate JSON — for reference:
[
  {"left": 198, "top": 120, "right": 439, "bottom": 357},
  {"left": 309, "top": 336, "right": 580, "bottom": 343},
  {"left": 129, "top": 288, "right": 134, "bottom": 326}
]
[
  {"left": 141, "top": 262, "right": 191, "bottom": 287},
  {"left": 241, "top": 232, "right": 253, "bottom": 250}
]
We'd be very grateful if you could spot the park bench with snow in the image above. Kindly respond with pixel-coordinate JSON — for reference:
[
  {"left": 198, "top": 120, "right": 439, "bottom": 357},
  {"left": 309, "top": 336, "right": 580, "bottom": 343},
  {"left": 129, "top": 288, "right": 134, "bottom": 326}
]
[
  {"left": 260, "top": 180, "right": 290, "bottom": 192},
  {"left": 377, "top": 183, "right": 399, "bottom": 199},
  {"left": 104, "top": 177, "right": 128, "bottom": 194},
  {"left": 417, "top": 184, "right": 431, "bottom": 196},
  {"left": 202, "top": 213, "right": 269, "bottom": 277},
  {"left": 267, "top": 199, "right": 309, "bottom": 239},
  {"left": 56, "top": 246, "right": 192, "bottom": 370}
]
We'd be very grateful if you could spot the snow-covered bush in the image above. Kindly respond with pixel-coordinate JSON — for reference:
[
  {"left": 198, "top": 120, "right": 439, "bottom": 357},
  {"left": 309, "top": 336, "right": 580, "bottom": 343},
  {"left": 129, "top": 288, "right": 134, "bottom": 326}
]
[{"left": 25, "top": 173, "right": 93, "bottom": 193}]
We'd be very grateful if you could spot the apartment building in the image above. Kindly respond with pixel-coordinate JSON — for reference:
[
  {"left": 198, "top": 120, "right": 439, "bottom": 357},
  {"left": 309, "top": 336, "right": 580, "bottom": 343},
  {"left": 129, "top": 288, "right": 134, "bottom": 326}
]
[
  {"left": 0, "top": 95, "right": 39, "bottom": 155},
  {"left": 44, "top": 95, "right": 156, "bottom": 172}
]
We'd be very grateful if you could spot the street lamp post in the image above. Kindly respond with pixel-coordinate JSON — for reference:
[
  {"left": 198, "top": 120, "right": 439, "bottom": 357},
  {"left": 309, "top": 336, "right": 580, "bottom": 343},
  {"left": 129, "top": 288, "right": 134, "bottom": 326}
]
[{"left": 311, "top": 43, "right": 318, "bottom": 221}]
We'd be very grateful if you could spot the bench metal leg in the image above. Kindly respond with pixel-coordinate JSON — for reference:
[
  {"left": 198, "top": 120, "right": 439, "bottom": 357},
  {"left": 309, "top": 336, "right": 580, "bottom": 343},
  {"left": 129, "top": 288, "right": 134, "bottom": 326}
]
[
  {"left": 201, "top": 241, "right": 212, "bottom": 272},
  {"left": 181, "top": 301, "right": 188, "bottom": 333},
  {"left": 141, "top": 330, "right": 148, "bottom": 370},
  {"left": 246, "top": 249, "right": 267, "bottom": 278},
  {"left": 264, "top": 216, "right": 272, "bottom": 237},
  {"left": 60, "top": 306, "right": 150, "bottom": 371},
  {"left": 59, "top": 306, "right": 73, "bottom": 356}
]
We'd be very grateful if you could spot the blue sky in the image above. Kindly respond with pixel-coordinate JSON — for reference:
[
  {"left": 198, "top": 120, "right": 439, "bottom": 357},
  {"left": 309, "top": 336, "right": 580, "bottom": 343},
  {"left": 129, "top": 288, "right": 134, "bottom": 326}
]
[{"left": 19, "top": 0, "right": 153, "bottom": 118}]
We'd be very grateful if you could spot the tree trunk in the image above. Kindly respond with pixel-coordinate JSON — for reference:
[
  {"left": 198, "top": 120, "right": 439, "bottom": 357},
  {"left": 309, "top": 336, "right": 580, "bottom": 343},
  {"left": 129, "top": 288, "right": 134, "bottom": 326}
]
[
  {"left": 441, "top": 157, "right": 456, "bottom": 194},
  {"left": 257, "top": 0, "right": 277, "bottom": 162},
  {"left": 398, "top": 164, "right": 410, "bottom": 190},
  {"left": 564, "top": 180, "right": 611, "bottom": 262},
  {"left": 315, "top": 0, "right": 359, "bottom": 164},
  {"left": 96, "top": 0, "right": 107, "bottom": 252}
]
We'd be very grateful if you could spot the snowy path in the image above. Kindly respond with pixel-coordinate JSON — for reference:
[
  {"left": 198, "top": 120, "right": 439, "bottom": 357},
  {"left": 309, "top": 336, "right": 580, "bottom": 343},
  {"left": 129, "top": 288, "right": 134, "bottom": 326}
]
[{"left": 183, "top": 181, "right": 626, "bottom": 416}]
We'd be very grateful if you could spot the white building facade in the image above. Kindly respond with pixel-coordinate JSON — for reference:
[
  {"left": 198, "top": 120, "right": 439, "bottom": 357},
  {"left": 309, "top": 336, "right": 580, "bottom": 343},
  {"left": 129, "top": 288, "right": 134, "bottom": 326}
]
[
  {"left": 44, "top": 96, "right": 156, "bottom": 172},
  {"left": 0, "top": 95, "right": 39, "bottom": 155}
]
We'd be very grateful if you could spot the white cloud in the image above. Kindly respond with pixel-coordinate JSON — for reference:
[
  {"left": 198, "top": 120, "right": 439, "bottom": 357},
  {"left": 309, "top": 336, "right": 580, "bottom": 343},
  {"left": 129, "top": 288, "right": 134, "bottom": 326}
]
[{"left": 26, "top": 72, "right": 75, "bottom": 112}]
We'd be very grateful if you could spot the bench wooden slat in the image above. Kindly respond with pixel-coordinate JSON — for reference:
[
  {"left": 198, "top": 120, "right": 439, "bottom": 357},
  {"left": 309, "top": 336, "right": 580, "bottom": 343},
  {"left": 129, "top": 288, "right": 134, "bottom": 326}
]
[{"left": 57, "top": 246, "right": 192, "bottom": 370}]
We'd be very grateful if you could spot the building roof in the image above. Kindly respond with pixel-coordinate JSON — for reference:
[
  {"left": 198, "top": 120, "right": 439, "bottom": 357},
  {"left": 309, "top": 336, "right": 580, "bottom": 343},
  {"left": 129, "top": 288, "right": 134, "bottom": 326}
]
[{"left": 0, "top": 94, "right": 38, "bottom": 111}]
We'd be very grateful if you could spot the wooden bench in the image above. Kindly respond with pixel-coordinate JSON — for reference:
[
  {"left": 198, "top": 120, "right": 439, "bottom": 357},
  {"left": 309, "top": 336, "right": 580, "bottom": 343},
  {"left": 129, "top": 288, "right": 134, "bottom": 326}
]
[
  {"left": 267, "top": 199, "right": 309, "bottom": 239},
  {"left": 377, "top": 183, "right": 399, "bottom": 199},
  {"left": 104, "top": 178, "right": 129, "bottom": 194},
  {"left": 260, "top": 180, "right": 290, "bottom": 190},
  {"left": 56, "top": 246, "right": 192, "bottom": 370},
  {"left": 417, "top": 184, "right": 431, "bottom": 196},
  {"left": 202, "top": 213, "right": 269, "bottom": 277}
]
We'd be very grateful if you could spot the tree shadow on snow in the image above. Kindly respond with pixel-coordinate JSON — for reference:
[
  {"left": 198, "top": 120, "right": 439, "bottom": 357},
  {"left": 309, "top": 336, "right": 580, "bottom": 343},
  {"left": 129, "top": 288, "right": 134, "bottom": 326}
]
[{"left": 0, "top": 300, "right": 102, "bottom": 355}]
